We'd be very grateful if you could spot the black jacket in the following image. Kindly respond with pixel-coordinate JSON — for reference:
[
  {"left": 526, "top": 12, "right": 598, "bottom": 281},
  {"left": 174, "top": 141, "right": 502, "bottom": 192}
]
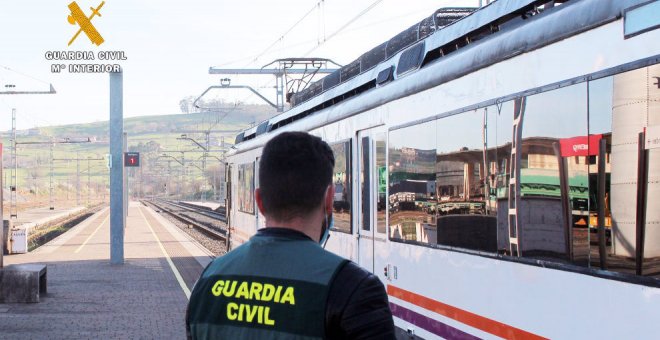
[{"left": 325, "top": 260, "right": 396, "bottom": 339}]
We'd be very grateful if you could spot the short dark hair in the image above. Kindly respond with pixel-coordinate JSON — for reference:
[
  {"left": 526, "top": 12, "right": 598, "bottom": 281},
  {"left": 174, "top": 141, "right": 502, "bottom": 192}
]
[{"left": 258, "top": 132, "right": 335, "bottom": 221}]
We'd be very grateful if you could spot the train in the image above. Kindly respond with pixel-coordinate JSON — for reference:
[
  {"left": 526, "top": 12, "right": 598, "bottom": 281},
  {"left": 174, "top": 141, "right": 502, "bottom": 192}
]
[{"left": 222, "top": 0, "right": 660, "bottom": 338}]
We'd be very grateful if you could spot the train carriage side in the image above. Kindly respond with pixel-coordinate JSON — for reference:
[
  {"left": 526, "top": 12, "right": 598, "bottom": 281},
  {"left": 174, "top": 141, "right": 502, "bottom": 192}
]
[
  {"left": 226, "top": 144, "right": 265, "bottom": 249},
  {"left": 225, "top": 0, "right": 660, "bottom": 338}
]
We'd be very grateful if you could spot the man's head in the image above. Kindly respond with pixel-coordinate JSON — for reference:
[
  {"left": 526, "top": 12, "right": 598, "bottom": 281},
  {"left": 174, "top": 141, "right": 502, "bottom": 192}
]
[{"left": 257, "top": 131, "right": 335, "bottom": 223}]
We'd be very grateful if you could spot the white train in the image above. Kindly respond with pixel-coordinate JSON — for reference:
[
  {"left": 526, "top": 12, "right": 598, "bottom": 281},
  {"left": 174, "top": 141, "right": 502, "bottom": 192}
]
[{"left": 223, "top": 0, "right": 660, "bottom": 338}]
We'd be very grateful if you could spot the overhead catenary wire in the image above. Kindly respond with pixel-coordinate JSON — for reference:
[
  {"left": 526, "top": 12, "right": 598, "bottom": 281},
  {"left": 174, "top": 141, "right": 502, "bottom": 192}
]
[
  {"left": 304, "top": 0, "right": 384, "bottom": 56},
  {"left": 0, "top": 97, "right": 56, "bottom": 130},
  {"left": 210, "top": 0, "right": 463, "bottom": 112},
  {"left": 0, "top": 64, "right": 51, "bottom": 86},
  {"left": 212, "top": 0, "right": 468, "bottom": 68},
  {"left": 0, "top": 63, "right": 56, "bottom": 129},
  {"left": 259, "top": 6, "right": 438, "bottom": 59},
  {"left": 251, "top": 1, "right": 324, "bottom": 65}
]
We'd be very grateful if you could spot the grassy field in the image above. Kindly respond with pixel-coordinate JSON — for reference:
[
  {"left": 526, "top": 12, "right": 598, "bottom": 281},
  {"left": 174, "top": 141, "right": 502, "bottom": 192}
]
[{"left": 0, "top": 105, "right": 275, "bottom": 204}]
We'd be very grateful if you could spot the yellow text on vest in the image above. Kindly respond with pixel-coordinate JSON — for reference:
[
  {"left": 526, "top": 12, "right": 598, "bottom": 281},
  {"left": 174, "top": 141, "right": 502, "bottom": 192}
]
[{"left": 211, "top": 279, "right": 297, "bottom": 327}]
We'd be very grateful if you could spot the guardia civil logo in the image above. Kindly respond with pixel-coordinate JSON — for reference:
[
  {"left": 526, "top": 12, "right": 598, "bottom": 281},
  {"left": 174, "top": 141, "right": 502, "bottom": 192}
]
[
  {"left": 45, "top": 0, "right": 126, "bottom": 73},
  {"left": 67, "top": 1, "right": 105, "bottom": 46}
]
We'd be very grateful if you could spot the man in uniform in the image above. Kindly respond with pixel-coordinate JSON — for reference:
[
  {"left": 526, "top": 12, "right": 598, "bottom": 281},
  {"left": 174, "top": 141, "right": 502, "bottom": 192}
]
[{"left": 187, "top": 131, "right": 395, "bottom": 339}]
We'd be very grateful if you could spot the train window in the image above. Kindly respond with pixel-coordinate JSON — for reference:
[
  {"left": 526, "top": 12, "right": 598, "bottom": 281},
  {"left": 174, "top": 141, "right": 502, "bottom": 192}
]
[
  {"left": 436, "top": 110, "right": 497, "bottom": 252},
  {"left": 237, "top": 162, "right": 255, "bottom": 214},
  {"left": 624, "top": 0, "right": 660, "bottom": 38},
  {"left": 588, "top": 65, "right": 660, "bottom": 279},
  {"left": 389, "top": 121, "right": 437, "bottom": 244},
  {"left": 383, "top": 64, "right": 660, "bottom": 284},
  {"left": 330, "top": 141, "right": 352, "bottom": 234},
  {"left": 376, "top": 133, "right": 387, "bottom": 234},
  {"left": 517, "top": 83, "right": 589, "bottom": 266}
]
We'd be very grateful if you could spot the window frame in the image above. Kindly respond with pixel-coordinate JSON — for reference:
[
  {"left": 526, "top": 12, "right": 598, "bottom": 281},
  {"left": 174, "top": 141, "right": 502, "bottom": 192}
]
[
  {"left": 329, "top": 138, "right": 353, "bottom": 235},
  {"left": 237, "top": 162, "right": 256, "bottom": 215}
]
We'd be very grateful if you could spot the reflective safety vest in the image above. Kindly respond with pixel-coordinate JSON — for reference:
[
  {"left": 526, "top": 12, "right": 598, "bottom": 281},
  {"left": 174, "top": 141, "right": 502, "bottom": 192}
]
[{"left": 187, "top": 231, "right": 348, "bottom": 339}]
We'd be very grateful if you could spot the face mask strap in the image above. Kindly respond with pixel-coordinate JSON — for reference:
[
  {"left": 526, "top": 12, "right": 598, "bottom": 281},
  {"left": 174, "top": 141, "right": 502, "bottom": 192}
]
[
  {"left": 320, "top": 214, "right": 332, "bottom": 248},
  {"left": 319, "top": 185, "right": 333, "bottom": 247}
]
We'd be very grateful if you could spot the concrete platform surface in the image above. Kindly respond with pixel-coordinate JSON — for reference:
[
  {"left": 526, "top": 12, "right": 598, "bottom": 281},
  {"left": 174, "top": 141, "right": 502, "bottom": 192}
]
[{"left": 0, "top": 202, "right": 214, "bottom": 339}]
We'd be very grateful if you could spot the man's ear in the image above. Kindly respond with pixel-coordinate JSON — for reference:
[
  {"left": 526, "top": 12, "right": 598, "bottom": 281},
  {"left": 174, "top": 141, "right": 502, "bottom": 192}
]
[
  {"left": 324, "top": 185, "right": 334, "bottom": 214},
  {"left": 255, "top": 188, "right": 266, "bottom": 215}
]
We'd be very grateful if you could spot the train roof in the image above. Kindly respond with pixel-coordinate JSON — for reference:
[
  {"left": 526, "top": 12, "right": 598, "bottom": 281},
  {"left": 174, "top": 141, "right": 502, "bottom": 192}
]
[{"left": 230, "top": 0, "right": 639, "bottom": 150}]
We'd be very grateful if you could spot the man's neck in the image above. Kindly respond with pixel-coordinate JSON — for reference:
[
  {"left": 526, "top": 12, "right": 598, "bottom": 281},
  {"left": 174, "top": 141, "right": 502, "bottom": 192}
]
[{"left": 265, "top": 215, "right": 322, "bottom": 242}]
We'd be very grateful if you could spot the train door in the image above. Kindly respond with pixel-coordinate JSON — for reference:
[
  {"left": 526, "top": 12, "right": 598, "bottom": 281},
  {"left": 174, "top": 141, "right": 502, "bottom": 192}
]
[{"left": 357, "top": 126, "right": 387, "bottom": 273}]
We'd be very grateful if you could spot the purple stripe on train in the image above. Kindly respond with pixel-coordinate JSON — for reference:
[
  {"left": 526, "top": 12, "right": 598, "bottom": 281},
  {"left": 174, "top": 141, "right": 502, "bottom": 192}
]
[{"left": 389, "top": 302, "right": 482, "bottom": 340}]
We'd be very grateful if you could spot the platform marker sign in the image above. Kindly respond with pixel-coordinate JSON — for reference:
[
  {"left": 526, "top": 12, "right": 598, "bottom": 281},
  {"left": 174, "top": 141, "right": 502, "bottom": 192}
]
[{"left": 124, "top": 152, "right": 140, "bottom": 167}]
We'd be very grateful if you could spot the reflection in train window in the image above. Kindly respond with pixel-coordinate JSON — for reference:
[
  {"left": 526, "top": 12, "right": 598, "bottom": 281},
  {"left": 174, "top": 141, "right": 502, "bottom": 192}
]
[
  {"left": 389, "top": 121, "right": 436, "bottom": 244},
  {"left": 517, "top": 83, "right": 589, "bottom": 265},
  {"left": 589, "top": 65, "right": 660, "bottom": 278},
  {"left": 436, "top": 110, "right": 496, "bottom": 252},
  {"left": 385, "top": 64, "right": 660, "bottom": 281},
  {"left": 376, "top": 133, "right": 387, "bottom": 234},
  {"left": 330, "top": 141, "right": 352, "bottom": 233},
  {"left": 237, "top": 162, "right": 255, "bottom": 214}
]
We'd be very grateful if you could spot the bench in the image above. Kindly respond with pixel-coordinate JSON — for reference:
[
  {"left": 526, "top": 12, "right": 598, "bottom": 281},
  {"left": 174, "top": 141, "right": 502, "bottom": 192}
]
[{"left": 0, "top": 264, "right": 47, "bottom": 303}]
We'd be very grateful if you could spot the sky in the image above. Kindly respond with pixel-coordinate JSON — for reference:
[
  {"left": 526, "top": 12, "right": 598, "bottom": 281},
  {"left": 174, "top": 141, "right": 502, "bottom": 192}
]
[{"left": 0, "top": 0, "right": 481, "bottom": 131}]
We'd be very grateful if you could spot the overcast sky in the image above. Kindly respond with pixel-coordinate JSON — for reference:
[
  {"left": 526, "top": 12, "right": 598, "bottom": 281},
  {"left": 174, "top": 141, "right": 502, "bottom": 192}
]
[{"left": 0, "top": 0, "right": 480, "bottom": 131}]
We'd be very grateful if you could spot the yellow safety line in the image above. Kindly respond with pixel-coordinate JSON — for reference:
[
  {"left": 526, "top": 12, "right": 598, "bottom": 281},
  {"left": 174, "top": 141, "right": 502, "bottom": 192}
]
[
  {"left": 75, "top": 213, "right": 110, "bottom": 254},
  {"left": 138, "top": 207, "right": 191, "bottom": 300}
]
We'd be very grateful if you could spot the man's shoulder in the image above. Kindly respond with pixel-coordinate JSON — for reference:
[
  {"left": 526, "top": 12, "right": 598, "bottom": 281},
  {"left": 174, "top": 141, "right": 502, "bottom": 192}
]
[
  {"left": 254, "top": 230, "right": 348, "bottom": 265},
  {"left": 331, "top": 261, "right": 383, "bottom": 292},
  {"left": 201, "top": 240, "right": 253, "bottom": 277},
  {"left": 327, "top": 260, "right": 389, "bottom": 313},
  {"left": 216, "top": 241, "right": 250, "bottom": 261},
  {"left": 203, "top": 236, "right": 346, "bottom": 279},
  {"left": 335, "top": 261, "right": 369, "bottom": 279},
  {"left": 317, "top": 246, "right": 350, "bottom": 263}
]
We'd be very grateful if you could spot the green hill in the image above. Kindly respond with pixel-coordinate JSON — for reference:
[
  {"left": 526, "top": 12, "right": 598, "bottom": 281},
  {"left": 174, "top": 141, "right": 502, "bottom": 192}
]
[{"left": 0, "top": 104, "right": 275, "bottom": 205}]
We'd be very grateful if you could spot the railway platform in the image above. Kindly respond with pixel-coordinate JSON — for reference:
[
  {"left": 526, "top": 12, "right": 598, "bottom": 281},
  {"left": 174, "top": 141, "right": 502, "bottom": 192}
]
[
  {"left": 3, "top": 205, "right": 88, "bottom": 255},
  {"left": 0, "top": 202, "right": 213, "bottom": 339},
  {"left": 6, "top": 205, "right": 86, "bottom": 229}
]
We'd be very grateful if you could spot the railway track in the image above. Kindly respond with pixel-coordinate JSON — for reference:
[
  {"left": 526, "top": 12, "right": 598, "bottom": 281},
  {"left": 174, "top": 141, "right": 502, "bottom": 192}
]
[
  {"left": 142, "top": 199, "right": 227, "bottom": 242},
  {"left": 177, "top": 201, "right": 227, "bottom": 217},
  {"left": 176, "top": 201, "right": 227, "bottom": 222}
]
